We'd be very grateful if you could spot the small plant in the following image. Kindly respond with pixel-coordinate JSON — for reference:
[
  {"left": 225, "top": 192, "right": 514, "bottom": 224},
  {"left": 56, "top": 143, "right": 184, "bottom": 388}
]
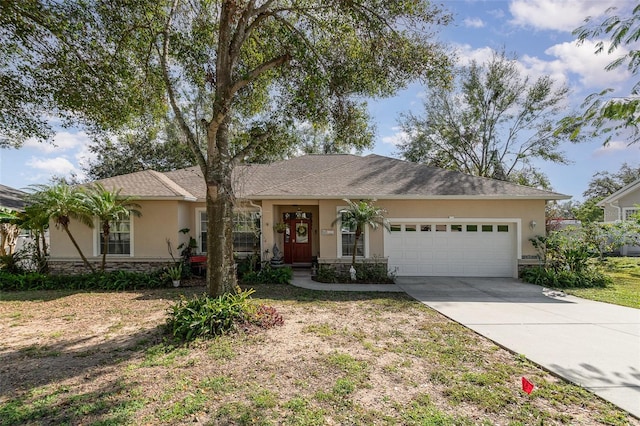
[
  {"left": 273, "top": 222, "right": 287, "bottom": 233},
  {"left": 246, "top": 305, "right": 284, "bottom": 329},
  {"left": 166, "top": 264, "right": 183, "bottom": 281},
  {"left": 166, "top": 290, "right": 284, "bottom": 341}
]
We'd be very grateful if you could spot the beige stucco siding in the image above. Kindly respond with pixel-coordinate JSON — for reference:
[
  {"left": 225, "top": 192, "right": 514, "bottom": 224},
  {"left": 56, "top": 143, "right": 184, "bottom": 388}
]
[
  {"left": 50, "top": 200, "right": 182, "bottom": 261},
  {"left": 261, "top": 198, "right": 545, "bottom": 263},
  {"left": 50, "top": 196, "right": 546, "bottom": 266},
  {"left": 602, "top": 189, "right": 640, "bottom": 222}
]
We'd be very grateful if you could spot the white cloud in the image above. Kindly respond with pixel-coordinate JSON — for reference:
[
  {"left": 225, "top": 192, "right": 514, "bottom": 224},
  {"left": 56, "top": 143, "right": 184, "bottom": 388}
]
[
  {"left": 381, "top": 129, "right": 410, "bottom": 147},
  {"left": 508, "top": 0, "right": 627, "bottom": 32},
  {"left": 543, "top": 40, "right": 630, "bottom": 90},
  {"left": 593, "top": 140, "right": 640, "bottom": 157},
  {"left": 26, "top": 157, "right": 78, "bottom": 176},
  {"left": 463, "top": 17, "right": 485, "bottom": 28},
  {"left": 23, "top": 130, "right": 91, "bottom": 153},
  {"left": 451, "top": 44, "right": 496, "bottom": 67},
  {"left": 454, "top": 39, "right": 631, "bottom": 95}
]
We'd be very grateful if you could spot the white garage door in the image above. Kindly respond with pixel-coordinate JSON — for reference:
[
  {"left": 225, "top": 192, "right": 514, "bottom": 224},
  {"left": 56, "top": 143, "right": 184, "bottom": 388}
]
[{"left": 384, "top": 222, "right": 516, "bottom": 277}]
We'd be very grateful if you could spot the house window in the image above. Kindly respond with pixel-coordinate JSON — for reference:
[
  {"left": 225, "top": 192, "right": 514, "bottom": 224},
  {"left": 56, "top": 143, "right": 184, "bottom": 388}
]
[
  {"left": 198, "top": 210, "right": 260, "bottom": 254},
  {"left": 199, "top": 211, "right": 208, "bottom": 253},
  {"left": 340, "top": 211, "right": 364, "bottom": 258},
  {"left": 233, "top": 211, "right": 261, "bottom": 254},
  {"left": 623, "top": 208, "right": 638, "bottom": 221},
  {"left": 99, "top": 216, "right": 131, "bottom": 255}
]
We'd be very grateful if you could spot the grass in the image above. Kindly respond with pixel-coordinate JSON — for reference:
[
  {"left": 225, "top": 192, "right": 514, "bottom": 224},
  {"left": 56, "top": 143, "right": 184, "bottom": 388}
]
[
  {"left": 564, "top": 257, "right": 640, "bottom": 308},
  {"left": 0, "top": 283, "right": 636, "bottom": 425}
]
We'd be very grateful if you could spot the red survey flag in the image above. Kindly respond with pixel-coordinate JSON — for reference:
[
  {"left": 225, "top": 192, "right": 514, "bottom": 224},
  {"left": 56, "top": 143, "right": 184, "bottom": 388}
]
[{"left": 522, "top": 377, "right": 534, "bottom": 394}]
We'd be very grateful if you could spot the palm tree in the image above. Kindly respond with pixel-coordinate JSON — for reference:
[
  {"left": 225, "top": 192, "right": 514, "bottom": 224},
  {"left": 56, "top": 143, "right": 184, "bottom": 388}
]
[
  {"left": 333, "top": 199, "right": 390, "bottom": 270},
  {"left": 28, "top": 183, "right": 96, "bottom": 272},
  {"left": 20, "top": 204, "right": 52, "bottom": 272},
  {"left": 85, "top": 183, "right": 141, "bottom": 272}
]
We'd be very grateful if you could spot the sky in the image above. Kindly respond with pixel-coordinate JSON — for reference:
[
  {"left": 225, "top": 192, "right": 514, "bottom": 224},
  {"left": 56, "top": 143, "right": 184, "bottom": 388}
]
[{"left": 0, "top": 0, "right": 638, "bottom": 201}]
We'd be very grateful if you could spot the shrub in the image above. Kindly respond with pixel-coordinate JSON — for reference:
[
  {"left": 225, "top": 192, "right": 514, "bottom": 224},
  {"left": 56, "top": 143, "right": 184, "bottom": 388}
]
[
  {"left": 166, "top": 289, "right": 284, "bottom": 341},
  {"left": 520, "top": 266, "right": 610, "bottom": 289},
  {"left": 241, "top": 265, "right": 292, "bottom": 284},
  {"left": 314, "top": 262, "right": 395, "bottom": 284},
  {"left": 0, "top": 270, "right": 165, "bottom": 291}
]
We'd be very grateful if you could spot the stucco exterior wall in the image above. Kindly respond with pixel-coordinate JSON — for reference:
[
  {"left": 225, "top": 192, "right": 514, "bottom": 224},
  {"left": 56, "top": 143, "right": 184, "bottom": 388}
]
[
  {"left": 49, "top": 200, "right": 182, "bottom": 262},
  {"left": 260, "top": 198, "right": 545, "bottom": 264},
  {"left": 49, "top": 196, "right": 547, "bottom": 269}
]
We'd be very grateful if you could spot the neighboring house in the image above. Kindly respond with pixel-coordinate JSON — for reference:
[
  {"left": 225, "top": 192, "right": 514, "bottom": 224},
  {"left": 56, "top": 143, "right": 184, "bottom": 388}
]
[
  {"left": 0, "top": 184, "right": 26, "bottom": 211},
  {"left": 0, "top": 184, "right": 27, "bottom": 255},
  {"left": 48, "top": 154, "right": 569, "bottom": 277},
  {"left": 597, "top": 178, "right": 640, "bottom": 256}
]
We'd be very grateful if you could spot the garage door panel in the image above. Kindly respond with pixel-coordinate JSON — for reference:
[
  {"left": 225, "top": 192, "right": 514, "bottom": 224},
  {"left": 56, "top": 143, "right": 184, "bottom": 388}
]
[{"left": 385, "top": 221, "right": 515, "bottom": 277}]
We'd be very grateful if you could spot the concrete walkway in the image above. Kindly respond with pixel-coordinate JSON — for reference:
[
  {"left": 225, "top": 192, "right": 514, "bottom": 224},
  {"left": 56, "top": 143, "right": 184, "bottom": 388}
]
[{"left": 289, "top": 272, "right": 640, "bottom": 417}]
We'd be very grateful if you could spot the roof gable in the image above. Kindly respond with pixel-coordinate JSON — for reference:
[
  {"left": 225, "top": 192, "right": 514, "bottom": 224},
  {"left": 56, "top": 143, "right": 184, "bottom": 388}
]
[{"left": 597, "top": 178, "right": 640, "bottom": 206}]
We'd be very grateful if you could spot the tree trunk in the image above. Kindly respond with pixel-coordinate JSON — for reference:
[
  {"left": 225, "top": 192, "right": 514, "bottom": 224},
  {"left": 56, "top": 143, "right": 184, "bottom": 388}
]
[
  {"left": 206, "top": 178, "right": 238, "bottom": 297},
  {"left": 101, "top": 222, "right": 110, "bottom": 272},
  {"left": 205, "top": 117, "right": 238, "bottom": 297},
  {"left": 351, "top": 226, "right": 361, "bottom": 268},
  {"left": 63, "top": 225, "right": 95, "bottom": 273}
]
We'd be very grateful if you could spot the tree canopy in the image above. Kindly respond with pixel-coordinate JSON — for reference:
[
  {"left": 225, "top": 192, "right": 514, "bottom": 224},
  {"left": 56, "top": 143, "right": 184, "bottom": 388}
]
[
  {"left": 3, "top": 0, "right": 452, "bottom": 295},
  {"left": 562, "top": 4, "right": 640, "bottom": 145},
  {"left": 396, "top": 50, "right": 570, "bottom": 189}
]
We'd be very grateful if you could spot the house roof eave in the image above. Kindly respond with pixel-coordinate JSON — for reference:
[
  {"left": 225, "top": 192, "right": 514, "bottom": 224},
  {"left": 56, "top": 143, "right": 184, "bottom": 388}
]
[{"left": 596, "top": 178, "right": 640, "bottom": 207}]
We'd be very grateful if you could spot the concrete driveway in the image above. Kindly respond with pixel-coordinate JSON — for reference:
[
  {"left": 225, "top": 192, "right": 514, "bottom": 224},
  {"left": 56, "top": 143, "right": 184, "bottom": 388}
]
[{"left": 396, "top": 276, "right": 640, "bottom": 418}]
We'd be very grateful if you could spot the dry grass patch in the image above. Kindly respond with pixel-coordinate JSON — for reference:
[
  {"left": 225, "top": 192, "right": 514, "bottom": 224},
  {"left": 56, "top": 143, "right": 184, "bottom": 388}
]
[{"left": 0, "top": 283, "right": 636, "bottom": 425}]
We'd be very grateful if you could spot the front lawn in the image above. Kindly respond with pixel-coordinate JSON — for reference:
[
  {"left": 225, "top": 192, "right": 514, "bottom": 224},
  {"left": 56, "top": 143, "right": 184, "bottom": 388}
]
[
  {"left": 565, "top": 257, "right": 640, "bottom": 309},
  {"left": 0, "top": 284, "right": 636, "bottom": 425}
]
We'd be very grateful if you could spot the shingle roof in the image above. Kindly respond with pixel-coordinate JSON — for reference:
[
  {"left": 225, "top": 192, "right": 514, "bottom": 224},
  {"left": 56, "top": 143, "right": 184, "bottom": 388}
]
[
  {"left": 92, "top": 169, "right": 197, "bottom": 200},
  {"left": 0, "top": 184, "right": 27, "bottom": 211},
  {"left": 94, "top": 154, "right": 569, "bottom": 201}
]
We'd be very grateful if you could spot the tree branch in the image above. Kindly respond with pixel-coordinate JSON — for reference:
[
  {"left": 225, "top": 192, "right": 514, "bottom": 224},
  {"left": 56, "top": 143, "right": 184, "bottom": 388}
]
[{"left": 158, "top": 0, "right": 207, "bottom": 174}]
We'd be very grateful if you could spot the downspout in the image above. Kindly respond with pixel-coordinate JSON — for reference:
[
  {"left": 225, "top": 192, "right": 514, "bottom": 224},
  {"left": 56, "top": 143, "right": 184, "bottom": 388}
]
[
  {"left": 249, "top": 201, "right": 264, "bottom": 262},
  {"left": 611, "top": 201, "right": 622, "bottom": 222}
]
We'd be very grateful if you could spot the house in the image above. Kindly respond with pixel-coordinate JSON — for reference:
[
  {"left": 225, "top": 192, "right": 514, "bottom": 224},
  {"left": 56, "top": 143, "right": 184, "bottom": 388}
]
[
  {"left": 0, "top": 184, "right": 27, "bottom": 256},
  {"left": 597, "top": 178, "right": 640, "bottom": 256},
  {"left": 48, "top": 154, "right": 569, "bottom": 277},
  {"left": 0, "top": 184, "right": 26, "bottom": 211}
]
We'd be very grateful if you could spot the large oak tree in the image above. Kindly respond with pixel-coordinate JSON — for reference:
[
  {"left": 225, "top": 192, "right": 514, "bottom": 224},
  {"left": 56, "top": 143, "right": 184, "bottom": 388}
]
[{"left": 2, "top": 0, "right": 451, "bottom": 296}]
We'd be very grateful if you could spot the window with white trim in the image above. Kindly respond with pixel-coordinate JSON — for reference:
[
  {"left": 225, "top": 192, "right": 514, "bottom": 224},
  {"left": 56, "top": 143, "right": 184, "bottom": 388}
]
[
  {"left": 339, "top": 211, "right": 364, "bottom": 258},
  {"left": 623, "top": 208, "right": 639, "bottom": 221},
  {"left": 198, "top": 210, "right": 261, "bottom": 254},
  {"left": 99, "top": 216, "right": 131, "bottom": 255},
  {"left": 199, "top": 210, "right": 207, "bottom": 253},
  {"left": 233, "top": 211, "right": 261, "bottom": 253}
]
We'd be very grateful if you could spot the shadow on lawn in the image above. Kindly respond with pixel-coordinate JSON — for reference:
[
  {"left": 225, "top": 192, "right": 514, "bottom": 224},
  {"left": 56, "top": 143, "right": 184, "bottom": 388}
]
[{"left": 0, "top": 325, "right": 164, "bottom": 397}]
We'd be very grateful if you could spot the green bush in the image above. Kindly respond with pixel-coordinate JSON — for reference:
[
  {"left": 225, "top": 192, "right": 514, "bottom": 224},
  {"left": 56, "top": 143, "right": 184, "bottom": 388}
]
[
  {"left": 241, "top": 265, "right": 292, "bottom": 284},
  {"left": 315, "top": 262, "right": 395, "bottom": 284},
  {"left": 0, "top": 270, "right": 165, "bottom": 291},
  {"left": 520, "top": 266, "right": 610, "bottom": 289},
  {"left": 166, "top": 289, "right": 284, "bottom": 341}
]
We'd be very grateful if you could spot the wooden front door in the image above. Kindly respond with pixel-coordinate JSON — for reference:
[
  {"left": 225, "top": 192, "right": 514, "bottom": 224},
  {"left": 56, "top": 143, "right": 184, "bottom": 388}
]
[{"left": 283, "top": 216, "right": 312, "bottom": 264}]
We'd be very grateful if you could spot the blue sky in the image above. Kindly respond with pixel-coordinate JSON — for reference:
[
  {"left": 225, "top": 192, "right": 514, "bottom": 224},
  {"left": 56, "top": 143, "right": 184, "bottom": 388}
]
[{"left": 1, "top": 0, "right": 638, "bottom": 201}]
